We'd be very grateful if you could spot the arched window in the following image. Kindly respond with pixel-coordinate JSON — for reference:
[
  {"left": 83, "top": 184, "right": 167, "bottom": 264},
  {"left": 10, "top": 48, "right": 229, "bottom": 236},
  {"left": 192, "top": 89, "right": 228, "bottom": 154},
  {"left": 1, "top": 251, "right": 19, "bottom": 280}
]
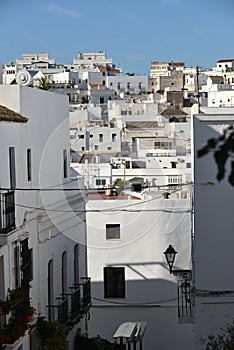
[
  {"left": 48, "top": 259, "right": 54, "bottom": 321},
  {"left": 74, "top": 244, "right": 79, "bottom": 285},
  {"left": 62, "top": 251, "right": 67, "bottom": 294}
]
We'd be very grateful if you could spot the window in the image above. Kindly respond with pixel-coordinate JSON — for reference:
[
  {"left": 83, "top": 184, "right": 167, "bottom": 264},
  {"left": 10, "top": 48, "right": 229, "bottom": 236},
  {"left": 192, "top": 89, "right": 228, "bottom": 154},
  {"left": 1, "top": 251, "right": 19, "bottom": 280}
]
[
  {"left": 138, "top": 82, "right": 142, "bottom": 90},
  {"left": 95, "top": 145, "right": 98, "bottom": 150},
  {"left": 9, "top": 147, "right": 16, "bottom": 188},
  {"left": 127, "top": 82, "right": 131, "bottom": 90},
  {"left": 107, "top": 147, "right": 112, "bottom": 150},
  {"left": 104, "top": 267, "right": 125, "bottom": 298},
  {"left": 168, "top": 175, "right": 182, "bottom": 188},
  {"left": 106, "top": 224, "right": 120, "bottom": 240},
  {"left": 21, "top": 238, "right": 33, "bottom": 288},
  {"left": 79, "top": 134, "right": 84, "bottom": 139},
  {"left": 27, "top": 149, "right": 32, "bottom": 181},
  {"left": 110, "top": 82, "right": 113, "bottom": 86},
  {"left": 63, "top": 150, "right": 68, "bottom": 178},
  {"left": 90, "top": 134, "right": 93, "bottom": 138},
  {"left": 48, "top": 260, "right": 54, "bottom": 321},
  {"left": 74, "top": 244, "right": 79, "bottom": 285},
  {"left": 96, "top": 179, "right": 106, "bottom": 186},
  {"left": 117, "top": 82, "right": 121, "bottom": 90},
  {"left": 62, "top": 251, "right": 67, "bottom": 294},
  {"left": 112, "top": 133, "right": 117, "bottom": 142},
  {"left": 99, "top": 134, "right": 103, "bottom": 142},
  {"left": 13, "top": 243, "right": 20, "bottom": 287}
]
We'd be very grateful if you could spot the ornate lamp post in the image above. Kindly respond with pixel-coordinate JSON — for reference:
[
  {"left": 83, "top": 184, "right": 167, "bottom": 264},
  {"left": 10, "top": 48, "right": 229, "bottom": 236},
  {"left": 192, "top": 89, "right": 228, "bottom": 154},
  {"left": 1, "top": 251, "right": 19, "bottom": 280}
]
[{"left": 163, "top": 245, "right": 192, "bottom": 281}]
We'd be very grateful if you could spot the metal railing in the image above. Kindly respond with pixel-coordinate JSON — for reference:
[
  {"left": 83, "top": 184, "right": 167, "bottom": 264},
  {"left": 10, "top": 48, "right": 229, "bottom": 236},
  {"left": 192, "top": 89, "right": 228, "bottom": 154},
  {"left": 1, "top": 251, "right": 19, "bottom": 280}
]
[
  {"left": 80, "top": 277, "right": 91, "bottom": 313},
  {"left": 46, "top": 277, "right": 91, "bottom": 328},
  {"left": 0, "top": 191, "right": 15, "bottom": 233}
]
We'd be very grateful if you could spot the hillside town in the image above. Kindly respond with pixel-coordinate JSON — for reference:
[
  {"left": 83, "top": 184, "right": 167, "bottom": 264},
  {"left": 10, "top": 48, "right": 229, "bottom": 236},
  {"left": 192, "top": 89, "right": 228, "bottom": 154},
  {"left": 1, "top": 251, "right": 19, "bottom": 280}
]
[{"left": 0, "top": 52, "right": 234, "bottom": 350}]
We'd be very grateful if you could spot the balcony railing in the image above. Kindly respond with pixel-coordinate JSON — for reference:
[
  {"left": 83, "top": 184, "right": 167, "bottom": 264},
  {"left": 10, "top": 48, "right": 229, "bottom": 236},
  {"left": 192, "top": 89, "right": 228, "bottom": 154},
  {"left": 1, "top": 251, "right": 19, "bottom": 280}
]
[
  {"left": 0, "top": 191, "right": 15, "bottom": 233},
  {"left": 80, "top": 277, "right": 91, "bottom": 313},
  {"left": 177, "top": 280, "right": 193, "bottom": 324},
  {"left": 47, "top": 297, "right": 69, "bottom": 327},
  {"left": 46, "top": 277, "right": 91, "bottom": 329}
]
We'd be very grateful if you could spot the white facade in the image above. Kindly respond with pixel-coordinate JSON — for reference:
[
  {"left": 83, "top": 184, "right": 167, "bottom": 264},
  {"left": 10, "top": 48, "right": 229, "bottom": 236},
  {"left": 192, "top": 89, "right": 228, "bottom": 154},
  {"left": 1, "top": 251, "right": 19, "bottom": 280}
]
[
  {"left": 207, "top": 87, "right": 234, "bottom": 107},
  {"left": 16, "top": 52, "right": 55, "bottom": 69},
  {"left": 192, "top": 114, "right": 234, "bottom": 349},
  {"left": 86, "top": 194, "right": 194, "bottom": 349},
  {"left": 70, "top": 126, "right": 121, "bottom": 155},
  {"left": 73, "top": 51, "right": 113, "bottom": 70},
  {"left": 106, "top": 75, "right": 148, "bottom": 94},
  {"left": 0, "top": 85, "right": 89, "bottom": 349}
]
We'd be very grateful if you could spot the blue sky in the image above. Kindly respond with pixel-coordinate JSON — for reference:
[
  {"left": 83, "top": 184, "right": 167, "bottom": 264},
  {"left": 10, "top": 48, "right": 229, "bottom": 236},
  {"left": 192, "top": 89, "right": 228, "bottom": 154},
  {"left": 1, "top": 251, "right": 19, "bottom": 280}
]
[{"left": 1, "top": 0, "right": 234, "bottom": 75}]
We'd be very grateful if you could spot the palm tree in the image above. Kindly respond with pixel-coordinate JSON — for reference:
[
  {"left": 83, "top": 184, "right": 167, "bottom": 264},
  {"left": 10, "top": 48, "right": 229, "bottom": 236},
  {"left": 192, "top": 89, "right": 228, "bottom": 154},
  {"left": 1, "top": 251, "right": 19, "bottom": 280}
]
[{"left": 36, "top": 76, "right": 51, "bottom": 90}]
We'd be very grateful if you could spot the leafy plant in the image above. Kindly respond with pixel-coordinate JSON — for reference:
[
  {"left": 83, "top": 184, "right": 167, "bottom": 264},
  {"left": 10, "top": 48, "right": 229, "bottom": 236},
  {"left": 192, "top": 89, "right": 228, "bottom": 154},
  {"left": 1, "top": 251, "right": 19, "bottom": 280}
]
[
  {"left": 197, "top": 125, "right": 234, "bottom": 186},
  {"left": 201, "top": 319, "right": 234, "bottom": 349},
  {"left": 36, "top": 76, "right": 52, "bottom": 90},
  {"left": 0, "top": 287, "right": 34, "bottom": 347},
  {"left": 74, "top": 334, "right": 113, "bottom": 350},
  {"left": 36, "top": 318, "right": 68, "bottom": 350},
  {"left": 113, "top": 178, "right": 124, "bottom": 188}
]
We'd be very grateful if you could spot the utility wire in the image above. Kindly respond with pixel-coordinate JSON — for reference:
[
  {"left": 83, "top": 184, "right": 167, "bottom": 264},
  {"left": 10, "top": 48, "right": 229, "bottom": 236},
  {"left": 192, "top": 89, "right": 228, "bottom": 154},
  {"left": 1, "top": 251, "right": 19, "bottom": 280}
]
[
  {"left": 91, "top": 296, "right": 177, "bottom": 306},
  {"left": 0, "top": 196, "right": 192, "bottom": 214}
]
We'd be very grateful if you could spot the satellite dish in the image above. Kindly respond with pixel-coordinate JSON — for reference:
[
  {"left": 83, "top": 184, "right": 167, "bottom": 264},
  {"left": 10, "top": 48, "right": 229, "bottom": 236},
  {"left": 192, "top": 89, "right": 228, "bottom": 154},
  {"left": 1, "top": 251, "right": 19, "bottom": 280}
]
[{"left": 16, "top": 70, "right": 33, "bottom": 86}]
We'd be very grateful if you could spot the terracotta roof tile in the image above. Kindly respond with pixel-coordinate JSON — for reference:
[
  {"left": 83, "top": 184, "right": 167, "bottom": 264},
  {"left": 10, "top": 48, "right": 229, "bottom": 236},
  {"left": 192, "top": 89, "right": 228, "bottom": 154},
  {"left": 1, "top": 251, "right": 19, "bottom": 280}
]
[{"left": 0, "top": 105, "right": 28, "bottom": 123}]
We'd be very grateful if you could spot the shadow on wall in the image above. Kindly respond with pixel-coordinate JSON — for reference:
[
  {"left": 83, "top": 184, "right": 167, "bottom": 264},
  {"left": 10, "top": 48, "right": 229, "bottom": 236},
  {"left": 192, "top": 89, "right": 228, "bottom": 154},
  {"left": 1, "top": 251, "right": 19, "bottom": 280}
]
[{"left": 88, "top": 278, "right": 194, "bottom": 350}]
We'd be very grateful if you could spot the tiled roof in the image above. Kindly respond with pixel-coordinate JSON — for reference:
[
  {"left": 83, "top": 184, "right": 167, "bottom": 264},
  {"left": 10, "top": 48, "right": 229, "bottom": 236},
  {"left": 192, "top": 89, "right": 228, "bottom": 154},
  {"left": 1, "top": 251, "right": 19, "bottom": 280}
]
[
  {"left": 0, "top": 105, "right": 28, "bottom": 123},
  {"left": 160, "top": 108, "right": 187, "bottom": 116},
  {"left": 209, "top": 76, "right": 223, "bottom": 81},
  {"left": 217, "top": 59, "right": 234, "bottom": 63},
  {"left": 96, "top": 65, "right": 121, "bottom": 73},
  {"left": 125, "top": 121, "right": 159, "bottom": 129},
  {"left": 89, "top": 83, "right": 105, "bottom": 88}
]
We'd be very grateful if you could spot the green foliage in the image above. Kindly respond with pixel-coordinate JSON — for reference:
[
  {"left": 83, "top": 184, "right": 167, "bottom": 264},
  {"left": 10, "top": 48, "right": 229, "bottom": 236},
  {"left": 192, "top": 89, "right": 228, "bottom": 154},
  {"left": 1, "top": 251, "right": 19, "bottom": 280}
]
[
  {"left": 113, "top": 178, "right": 125, "bottom": 188},
  {"left": 201, "top": 319, "right": 234, "bottom": 349},
  {"left": 36, "top": 318, "right": 68, "bottom": 350},
  {"left": 74, "top": 334, "right": 112, "bottom": 350},
  {"left": 36, "top": 76, "right": 51, "bottom": 90},
  {"left": 0, "top": 287, "right": 34, "bottom": 346},
  {"left": 197, "top": 125, "right": 234, "bottom": 186}
]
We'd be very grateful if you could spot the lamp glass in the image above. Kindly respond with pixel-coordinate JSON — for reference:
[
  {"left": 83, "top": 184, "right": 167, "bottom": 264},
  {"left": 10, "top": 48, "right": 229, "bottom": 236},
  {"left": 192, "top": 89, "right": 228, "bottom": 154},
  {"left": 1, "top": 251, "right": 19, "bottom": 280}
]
[{"left": 164, "top": 245, "right": 177, "bottom": 266}]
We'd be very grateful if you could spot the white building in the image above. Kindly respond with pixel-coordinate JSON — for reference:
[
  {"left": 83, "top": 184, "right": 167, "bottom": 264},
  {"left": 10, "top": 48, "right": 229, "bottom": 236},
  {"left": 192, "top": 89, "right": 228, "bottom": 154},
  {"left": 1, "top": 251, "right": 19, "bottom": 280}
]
[
  {"left": 70, "top": 126, "right": 121, "bottom": 155},
  {"left": 105, "top": 75, "right": 148, "bottom": 95},
  {"left": 214, "top": 58, "right": 234, "bottom": 73},
  {"left": 86, "top": 191, "right": 194, "bottom": 349},
  {"left": 73, "top": 51, "right": 113, "bottom": 70},
  {"left": 16, "top": 52, "right": 55, "bottom": 69},
  {"left": 192, "top": 113, "right": 234, "bottom": 349},
  {"left": 0, "top": 85, "right": 90, "bottom": 349}
]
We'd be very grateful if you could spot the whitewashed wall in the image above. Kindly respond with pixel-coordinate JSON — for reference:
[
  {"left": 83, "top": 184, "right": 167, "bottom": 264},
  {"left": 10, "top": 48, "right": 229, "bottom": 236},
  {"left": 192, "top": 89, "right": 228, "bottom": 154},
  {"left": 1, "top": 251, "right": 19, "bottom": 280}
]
[
  {"left": 193, "top": 114, "right": 234, "bottom": 349},
  {"left": 86, "top": 196, "right": 194, "bottom": 349}
]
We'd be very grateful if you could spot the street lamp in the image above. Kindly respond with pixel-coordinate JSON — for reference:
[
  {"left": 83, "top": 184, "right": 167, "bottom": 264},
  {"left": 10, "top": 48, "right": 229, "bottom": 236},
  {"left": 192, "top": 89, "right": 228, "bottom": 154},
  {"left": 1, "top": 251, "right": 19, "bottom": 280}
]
[
  {"left": 163, "top": 245, "right": 192, "bottom": 280},
  {"left": 163, "top": 245, "right": 193, "bottom": 318}
]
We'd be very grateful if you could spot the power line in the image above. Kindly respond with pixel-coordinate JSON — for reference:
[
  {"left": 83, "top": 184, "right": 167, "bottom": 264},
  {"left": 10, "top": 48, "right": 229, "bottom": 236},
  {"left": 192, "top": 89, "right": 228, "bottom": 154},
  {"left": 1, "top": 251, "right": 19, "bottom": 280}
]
[
  {"left": 0, "top": 198, "right": 192, "bottom": 214},
  {"left": 91, "top": 296, "right": 177, "bottom": 306}
]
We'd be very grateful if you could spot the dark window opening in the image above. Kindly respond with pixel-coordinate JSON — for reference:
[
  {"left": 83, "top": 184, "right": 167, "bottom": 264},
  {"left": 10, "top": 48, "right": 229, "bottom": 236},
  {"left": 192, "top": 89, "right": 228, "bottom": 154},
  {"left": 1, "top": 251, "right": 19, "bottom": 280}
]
[{"left": 104, "top": 267, "right": 125, "bottom": 298}]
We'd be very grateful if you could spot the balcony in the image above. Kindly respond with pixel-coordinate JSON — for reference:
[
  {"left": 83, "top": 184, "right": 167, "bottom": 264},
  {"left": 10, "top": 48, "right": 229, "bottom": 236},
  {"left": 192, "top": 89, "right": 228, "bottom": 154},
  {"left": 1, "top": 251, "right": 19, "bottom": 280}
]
[
  {"left": 80, "top": 277, "right": 91, "bottom": 314},
  {"left": 47, "top": 297, "right": 69, "bottom": 328},
  {"left": 0, "top": 291, "right": 34, "bottom": 345},
  {"left": 46, "top": 277, "right": 91, "bottom": 329},
  {"left": 177, "top": 280, "right": 193, "bottom": 324},
  {"left": 0, "top": 191, "right": 15, "bottom": 233}
]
